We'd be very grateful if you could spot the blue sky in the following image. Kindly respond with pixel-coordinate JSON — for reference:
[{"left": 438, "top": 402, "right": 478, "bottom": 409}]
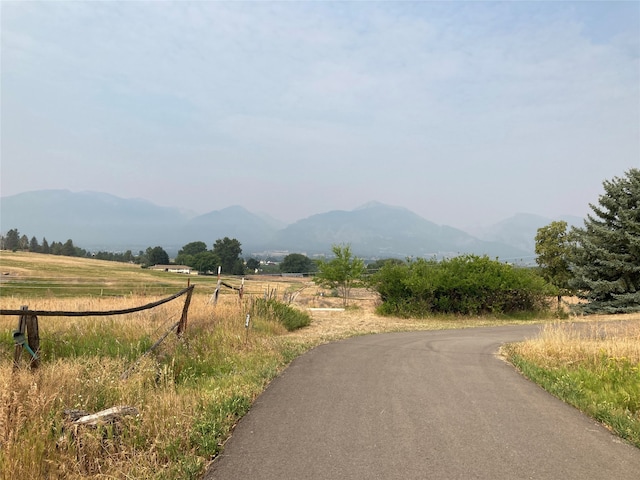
[{"left": 2, "top": 1, "right": 638, "bottom": 228}]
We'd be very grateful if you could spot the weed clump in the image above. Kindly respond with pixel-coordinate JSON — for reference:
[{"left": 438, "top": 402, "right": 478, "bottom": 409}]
[{"left": 249, "top": 298, "right": 311, "bottom": 331}]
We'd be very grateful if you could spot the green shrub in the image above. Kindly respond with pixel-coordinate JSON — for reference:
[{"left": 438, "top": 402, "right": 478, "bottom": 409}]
[{"left": 369, "top": 255, "right": 552, "bottom": 317}]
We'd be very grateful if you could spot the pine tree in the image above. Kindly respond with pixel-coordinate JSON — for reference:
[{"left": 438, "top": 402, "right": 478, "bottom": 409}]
[
  {"left": 41, "top": 238, "right": 50, "bottom": 254},
  {"left": 29, "top": 236, "right": 40, "bottom": 252},
  {"left": 570, "top": 168, "right": 640, "bottom": 313},
  {"left": 61, "top": 239, "right": 76, "bottom": 256},
  {"left": 18, "top": 235, "right": 29, "bottom": 250},
  {"left": 3, "top": 229, "right": 20, "bottom": 250}
]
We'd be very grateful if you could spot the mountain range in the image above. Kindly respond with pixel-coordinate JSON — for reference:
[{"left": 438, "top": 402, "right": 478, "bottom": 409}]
[{"left": 0, "top": 190, "right": 584, "bottom": 262}]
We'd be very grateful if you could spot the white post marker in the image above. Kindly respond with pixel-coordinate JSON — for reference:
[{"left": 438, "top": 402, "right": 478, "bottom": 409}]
[
  {"left": 244, "top": 313, "right": 251, "bottom": 344},
  {"left": 210, "top": 266, "right": 222, "bottom": 305}
]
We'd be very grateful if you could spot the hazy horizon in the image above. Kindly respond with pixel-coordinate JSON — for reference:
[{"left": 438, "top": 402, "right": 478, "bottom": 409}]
[
  {"left": 2, "top": 2, "right": 638, "bottom": 229},
  {"left": 0, "top": 187, "right": 587, "bottom": 230}
]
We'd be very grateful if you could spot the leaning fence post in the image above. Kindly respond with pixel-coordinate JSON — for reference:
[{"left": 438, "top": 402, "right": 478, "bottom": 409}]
[{"left": 176, "top": 285, "right": 194, "bottom": 337}]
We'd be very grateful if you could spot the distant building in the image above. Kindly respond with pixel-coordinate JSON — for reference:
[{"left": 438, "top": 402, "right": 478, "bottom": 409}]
[{"left": 149, "top": 265, "right": 195, "bottom": 274}]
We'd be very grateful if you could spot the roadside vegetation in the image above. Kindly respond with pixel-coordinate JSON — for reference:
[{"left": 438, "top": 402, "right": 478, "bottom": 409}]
[{"left": 504, "top": 320, "right": 640, "bottom": 448}]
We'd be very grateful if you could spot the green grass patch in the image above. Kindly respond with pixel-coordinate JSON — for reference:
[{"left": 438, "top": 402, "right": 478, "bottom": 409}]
[{"left": 505, "top": 348, "right": 640, "bottom": 448}]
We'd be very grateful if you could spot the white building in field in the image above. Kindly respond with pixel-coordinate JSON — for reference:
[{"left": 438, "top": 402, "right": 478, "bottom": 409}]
[{"left": 149, "top": 265, "right": 195, "bottom": 274}]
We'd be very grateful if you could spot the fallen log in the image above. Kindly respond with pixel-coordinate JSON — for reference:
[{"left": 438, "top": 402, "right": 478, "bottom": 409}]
[{"left": 72, "top": 406, "right": 139, "bottom": 426}]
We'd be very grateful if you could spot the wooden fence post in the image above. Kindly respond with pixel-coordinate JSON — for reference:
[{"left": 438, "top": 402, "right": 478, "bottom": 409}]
[
  {"left": 13, "top": 306, "right": 28, "bottom": 370},
  {"left": 26, "top": 313, "right": 40, "bottom": 369},
  {"left": 176, "top": 285, "right": 194, "bottom": 337}
]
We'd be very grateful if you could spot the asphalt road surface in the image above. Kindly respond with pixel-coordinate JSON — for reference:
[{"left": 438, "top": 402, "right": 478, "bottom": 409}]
[{"left": 205, "top": 324, "right": 640, "bottom": 479}]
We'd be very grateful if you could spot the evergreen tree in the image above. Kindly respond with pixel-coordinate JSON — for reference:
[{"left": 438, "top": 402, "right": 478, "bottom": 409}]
[
  {"left": 19, "top": 234, "right": 29, "bottom": 251},
  {"left": 61, "top": 239, "right": 75, "bottom": 256},
  {"left": 51, "top": 241, "right": 63, "bottom": 255},
  {"left": 4, "top": 229, "right": 20, "bottom": 250},
  {"left": 570, "top": 168, "right": 640, "bottom": 313},
  {"left": 41, "top": 237, "right": 50, "bottom": 254},
  {"left": 29, "top": 236, "right": 40, "bottom": 252}
]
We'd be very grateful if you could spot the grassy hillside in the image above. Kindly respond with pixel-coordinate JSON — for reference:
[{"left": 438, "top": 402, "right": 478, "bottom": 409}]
[{"left": 0, "top": 251, "right": 223, "bottom": 298}]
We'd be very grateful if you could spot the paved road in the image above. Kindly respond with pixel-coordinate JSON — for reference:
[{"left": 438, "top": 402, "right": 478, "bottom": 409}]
[{"left": 205, "top": 324, "right": 640, "bottom": 479}]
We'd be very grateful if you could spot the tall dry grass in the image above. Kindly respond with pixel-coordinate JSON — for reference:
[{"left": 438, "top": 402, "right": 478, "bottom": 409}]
[
  {"left": 508, "top": 319, "right": 640, "bottom": 366},
  {"left": 0, "top": 292, "right": 298, "bottom": 479}
]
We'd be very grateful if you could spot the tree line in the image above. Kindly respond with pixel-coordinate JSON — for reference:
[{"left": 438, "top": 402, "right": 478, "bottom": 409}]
[
  {"left": 0, "top": 230, "right": 243, "bottom": 271},
  {"left": 1, "top": 230, "right": 91, "bottom": 258},
  {"left": 0, "top": 229, "right": 172, "bottom": 266},
  {"left": 0, "top": 229, "right": 319, "bottom": 276},
  {"left": 318, "top": 168, "right": 640, "bottom": 316},
  {"left": 0, "top": 229, "right": 176, "bottom": 267}
]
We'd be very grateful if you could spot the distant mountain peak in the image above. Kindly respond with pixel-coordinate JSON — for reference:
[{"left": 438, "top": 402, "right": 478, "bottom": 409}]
[
  {"left": 219, "top": 205, "right": 250, "bottom": 214},
  {"left": 354, "top": 201, "right": 405, "bottom": 211}
]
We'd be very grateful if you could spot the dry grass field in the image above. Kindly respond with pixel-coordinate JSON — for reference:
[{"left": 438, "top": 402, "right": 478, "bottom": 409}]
[{"left": 1, "top": 251, "right": 638, "bottom": 478}]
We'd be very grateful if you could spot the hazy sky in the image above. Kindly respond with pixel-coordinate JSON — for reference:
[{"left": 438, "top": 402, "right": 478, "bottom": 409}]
[{"left": 2, "top": 1, "right": 639, "bottom": 228}]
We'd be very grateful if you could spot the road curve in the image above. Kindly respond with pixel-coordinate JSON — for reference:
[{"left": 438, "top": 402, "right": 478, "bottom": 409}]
[{"left": 204, "top": 324, "right": 640, "bottom": 479}]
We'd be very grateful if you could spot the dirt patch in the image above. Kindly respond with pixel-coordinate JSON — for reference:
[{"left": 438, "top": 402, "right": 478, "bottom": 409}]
[{"left": 284, "top": 287, "right": 640, "bottom": 344}]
